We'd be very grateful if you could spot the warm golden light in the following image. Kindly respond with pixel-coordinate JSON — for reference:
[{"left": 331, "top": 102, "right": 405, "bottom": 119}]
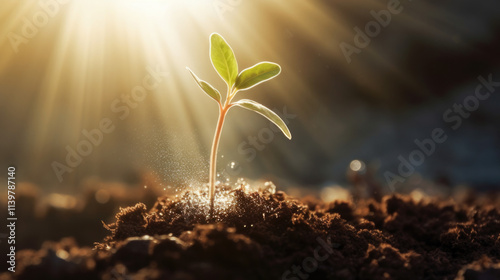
[{"left": 1, "top": 0, "right": 437, "bottom": 189}]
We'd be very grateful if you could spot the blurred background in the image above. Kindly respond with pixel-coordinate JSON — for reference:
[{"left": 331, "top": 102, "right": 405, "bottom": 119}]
[{"left": 1, "top": 0, "right": 500, "bottom": 197}]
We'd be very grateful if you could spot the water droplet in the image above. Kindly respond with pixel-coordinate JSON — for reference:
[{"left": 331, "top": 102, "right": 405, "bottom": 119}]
[{"left": 349, "top": 160, "right": 365, "bottom": 172}]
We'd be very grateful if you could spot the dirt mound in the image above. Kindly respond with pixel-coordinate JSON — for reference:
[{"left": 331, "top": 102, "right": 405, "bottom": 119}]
[{"left": 3, "top": 187, "right": 500, "bottom": 279}]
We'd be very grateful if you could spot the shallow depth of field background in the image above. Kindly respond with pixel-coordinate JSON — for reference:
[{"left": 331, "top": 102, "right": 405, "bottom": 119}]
[{"left": 1, "top": 0, "right": 500, "bottom": 196}]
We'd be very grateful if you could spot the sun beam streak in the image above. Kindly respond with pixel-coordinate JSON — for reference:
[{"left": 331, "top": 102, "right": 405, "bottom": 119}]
[{"left": 0, "top": 0, "right": 462, "bottom": 190}]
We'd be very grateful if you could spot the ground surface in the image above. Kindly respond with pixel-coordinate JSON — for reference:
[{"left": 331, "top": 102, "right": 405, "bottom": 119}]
[{"left": 2, "top": 186, "right": 500, "bottom": 280}]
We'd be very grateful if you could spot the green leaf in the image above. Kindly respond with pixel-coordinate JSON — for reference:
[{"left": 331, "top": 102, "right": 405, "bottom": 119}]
[
  {"left": 186, "top": 67, "right": 221, "bottom": 103},
  {"left": 210, "top": 33, "right": 238, "bottom": 87},
  {"left": 233, "top": 99, "right": 291, "bottom": 139},
  {"left": 235, "top": 62, "right": 281, "bottom": 91}
]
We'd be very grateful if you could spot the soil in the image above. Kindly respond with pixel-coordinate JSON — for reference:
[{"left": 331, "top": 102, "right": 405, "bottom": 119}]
[{"left": 2, "top": 184, "right": 500, "bottom": 280}]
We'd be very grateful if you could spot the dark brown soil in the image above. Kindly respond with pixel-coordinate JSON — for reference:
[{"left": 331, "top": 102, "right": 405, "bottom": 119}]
[{"left": 2, "top": 186, "right": 500, "bottom": 280}]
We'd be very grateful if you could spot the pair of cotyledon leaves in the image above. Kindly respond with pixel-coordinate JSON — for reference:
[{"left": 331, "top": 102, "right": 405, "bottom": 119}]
[{"left": 187, "top": 33, "right": 291, "bottom": 140}]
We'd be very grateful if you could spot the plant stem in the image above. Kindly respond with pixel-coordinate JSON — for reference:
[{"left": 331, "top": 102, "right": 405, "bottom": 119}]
[
  {"left": 208, "top": 88, "right": 236, "bottom": 220},
  {"left": 208, "top": 103, "right": 227, "bottom": 219}
]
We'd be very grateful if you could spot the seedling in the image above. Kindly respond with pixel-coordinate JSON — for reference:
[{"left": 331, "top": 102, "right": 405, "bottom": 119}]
[{"left": 187, "top": 33, "right": 291, "bottom": 218}]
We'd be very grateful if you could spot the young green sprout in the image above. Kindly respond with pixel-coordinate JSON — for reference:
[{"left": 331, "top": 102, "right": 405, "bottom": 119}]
[{"left": 187, "top": 33, "right": 291, "bottom": 218}]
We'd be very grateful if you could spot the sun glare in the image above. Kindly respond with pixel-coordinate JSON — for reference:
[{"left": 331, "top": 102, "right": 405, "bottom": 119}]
[
  {"left": 0, "top": 0, "right": 348, "bottom": 188},
  {"left": 0, "top": 0, "right": 438, "bottom": 188}
]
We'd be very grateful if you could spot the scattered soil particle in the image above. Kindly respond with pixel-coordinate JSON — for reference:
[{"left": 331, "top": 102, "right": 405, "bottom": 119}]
[{"left": 3, "top": 187, "right": 500, "bottom": 280}]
